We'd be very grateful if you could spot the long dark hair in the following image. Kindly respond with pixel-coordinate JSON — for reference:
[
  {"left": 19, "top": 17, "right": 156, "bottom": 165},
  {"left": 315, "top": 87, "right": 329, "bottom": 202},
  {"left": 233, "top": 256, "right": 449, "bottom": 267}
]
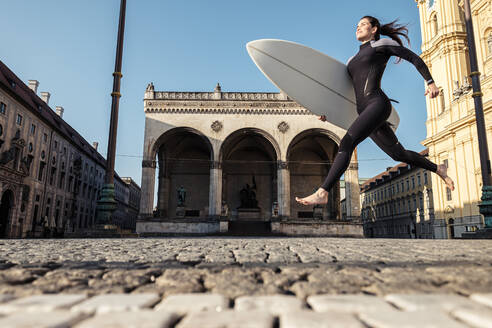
[{"left": 362, "top": 16, "right": 410, "bottom": 46}]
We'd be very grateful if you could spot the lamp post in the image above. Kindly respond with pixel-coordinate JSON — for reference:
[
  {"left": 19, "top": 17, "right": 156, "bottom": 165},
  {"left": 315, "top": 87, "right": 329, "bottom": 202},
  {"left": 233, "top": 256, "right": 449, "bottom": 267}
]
[
  {"left": 463, "top": 0, "right": 492, "bottom": 228},
  {"left": 96, "top": 0, "right": 127, "bottom": 227}
]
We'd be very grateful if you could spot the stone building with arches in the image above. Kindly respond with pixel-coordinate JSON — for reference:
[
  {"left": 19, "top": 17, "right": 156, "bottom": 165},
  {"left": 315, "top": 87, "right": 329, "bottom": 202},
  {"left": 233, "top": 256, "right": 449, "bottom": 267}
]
[
  {"left": 415, "top": 0, "right": 492, "bottom": 237},
  {"left": 138, "top": 83, "right": 363, "bottom": 236}
]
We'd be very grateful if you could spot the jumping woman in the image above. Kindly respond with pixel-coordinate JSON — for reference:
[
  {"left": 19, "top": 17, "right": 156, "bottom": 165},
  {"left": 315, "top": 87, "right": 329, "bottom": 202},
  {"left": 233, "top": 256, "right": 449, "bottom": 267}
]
[{"left": 296, "top": 16, "right": 455, "bottom": 205}]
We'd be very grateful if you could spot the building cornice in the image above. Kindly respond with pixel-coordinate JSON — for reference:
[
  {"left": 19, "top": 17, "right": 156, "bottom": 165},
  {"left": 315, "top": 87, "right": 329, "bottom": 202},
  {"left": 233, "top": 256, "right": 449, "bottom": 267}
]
[
  {"left": 147, "top": 91, "right": 288, "bottom": 101},
  {"left": 144, "top": 91, "right": 313, "bottom": 115},
  {"left": 421, "top": 32, "right": 468, "bottom": 59}
]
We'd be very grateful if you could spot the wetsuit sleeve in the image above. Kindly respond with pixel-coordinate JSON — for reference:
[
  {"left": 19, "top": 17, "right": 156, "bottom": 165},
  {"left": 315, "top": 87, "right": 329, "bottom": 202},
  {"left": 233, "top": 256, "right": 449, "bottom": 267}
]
[{"left": 376, "top": 43, "right": 435, "bottom": 85}]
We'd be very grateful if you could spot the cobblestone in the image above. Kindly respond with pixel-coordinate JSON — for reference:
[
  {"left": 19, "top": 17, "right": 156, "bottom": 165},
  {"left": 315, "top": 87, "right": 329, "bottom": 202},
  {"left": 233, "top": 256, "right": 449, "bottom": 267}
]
[
  {"left": 307, "top": 294, "right": 396, "bottom": 313},
  {"left": 385, "top": 293, "right": 484, "bottom": 312},
  {"left": 0, "top": 294, "right": 86, "bottom": 314},
  {"left": 0, "top": 237, "right": 490, "bottom": 326},
  {"left": 359, "top": 309, "right": 468, "bottom": 328},
  {"left": 0, "top": 310, "right": 88, "bottom": 328},
  {"left": 75, "top": 310, "right": 180, "bottom": 328},
  {"left": 71, "top": 293, "right": 160, "bottom": 314},
  {"left": 154, "top": 293, "right": 229, "bottom": 314},
  {"left": 235, "top": 295, "right": 305, "bottom": 314},
  {"left": 279, "top": 311, "right": 365, "bottom": 328},
  {"left": 176, "top": 310, "right": 275, "bottom": 328},
  {"left": 452, "top": 307, "right": 492, "bottom": 328}
]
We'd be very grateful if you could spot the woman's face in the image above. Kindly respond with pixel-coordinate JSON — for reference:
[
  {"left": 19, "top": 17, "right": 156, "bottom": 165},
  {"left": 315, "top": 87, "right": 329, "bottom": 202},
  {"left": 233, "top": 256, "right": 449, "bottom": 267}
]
[{"left": 356, "top": 18, "right": 377, "bottom": 42}]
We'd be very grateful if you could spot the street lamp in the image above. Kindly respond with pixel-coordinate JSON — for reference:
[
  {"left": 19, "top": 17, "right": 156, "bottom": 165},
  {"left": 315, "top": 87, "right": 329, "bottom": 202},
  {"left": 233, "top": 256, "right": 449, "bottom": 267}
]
[
  {"left": 96, "top": 0, "right": 127, "bottom": 227},
  {"left": 463, "top": 0, "right": 492, "bottom": 228}
]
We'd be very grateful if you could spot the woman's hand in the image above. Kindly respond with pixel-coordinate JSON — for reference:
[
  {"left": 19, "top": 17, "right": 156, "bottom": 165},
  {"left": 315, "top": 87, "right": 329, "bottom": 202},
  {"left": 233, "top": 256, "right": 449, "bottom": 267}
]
[
  {"left": 318, "top": 115, "right": 327, "bottom": 122},
  {"left": 425, "top": 82, "right": 440, "bottom": 99}
]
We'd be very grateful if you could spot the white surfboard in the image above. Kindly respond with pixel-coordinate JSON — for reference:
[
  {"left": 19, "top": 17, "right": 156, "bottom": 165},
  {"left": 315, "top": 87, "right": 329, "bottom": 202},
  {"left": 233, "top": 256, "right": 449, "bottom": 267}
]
[{"left": 246, "top": 39, "right": 400, "bottom": 131}]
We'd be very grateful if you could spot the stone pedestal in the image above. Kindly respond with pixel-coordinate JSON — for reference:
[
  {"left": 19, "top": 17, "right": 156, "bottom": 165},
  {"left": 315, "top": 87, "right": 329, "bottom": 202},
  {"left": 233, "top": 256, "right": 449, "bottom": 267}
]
[
  {"left": 313, "top": 206, "right": 323, "bottom": 219},
  {"left": 237, "top": 208, "right": 261, "bottom": 220},
  {"left": 176, "top": 206, "right": 186, "bottom": 217}
]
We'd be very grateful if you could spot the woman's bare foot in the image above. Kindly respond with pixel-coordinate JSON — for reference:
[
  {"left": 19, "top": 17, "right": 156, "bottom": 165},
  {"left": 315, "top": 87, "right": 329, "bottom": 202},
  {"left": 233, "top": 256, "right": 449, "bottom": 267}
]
[
  {"left": 295, "top": 188, "right": 328, "bottom": 205},
  {"left": 436, "top": 164, "right": 455, "bottom": 191}
]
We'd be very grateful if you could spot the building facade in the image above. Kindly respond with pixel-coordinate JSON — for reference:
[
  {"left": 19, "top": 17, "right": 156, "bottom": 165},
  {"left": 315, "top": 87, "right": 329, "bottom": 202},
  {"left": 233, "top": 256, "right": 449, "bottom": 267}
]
[
  {"left": 360, "top": 150, "right": 439, "bottom": 238},
  {"left": 0, "top": 60, "right": 138, "bottom": 238},
  {"left": 138, "top": 83, "right": 363, "bottom": 236},
  {"left": 416, "top": 0, "right": 491, "bottom": 237},
  {"left": 115, "top": 177, "right": 141, "bottom": 231}
]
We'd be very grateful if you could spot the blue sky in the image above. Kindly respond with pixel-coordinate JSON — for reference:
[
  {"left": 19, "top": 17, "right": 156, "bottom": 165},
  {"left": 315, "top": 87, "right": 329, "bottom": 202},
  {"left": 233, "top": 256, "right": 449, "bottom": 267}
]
[{"left": 0, "top": 0, "right": 430, "bottom": 185}]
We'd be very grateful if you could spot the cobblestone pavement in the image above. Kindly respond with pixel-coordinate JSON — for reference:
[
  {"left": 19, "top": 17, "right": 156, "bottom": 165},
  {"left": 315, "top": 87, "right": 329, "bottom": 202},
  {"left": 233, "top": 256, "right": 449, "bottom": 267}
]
[{"left": 0, "top": 237, "right": 491, "bottom": 327}]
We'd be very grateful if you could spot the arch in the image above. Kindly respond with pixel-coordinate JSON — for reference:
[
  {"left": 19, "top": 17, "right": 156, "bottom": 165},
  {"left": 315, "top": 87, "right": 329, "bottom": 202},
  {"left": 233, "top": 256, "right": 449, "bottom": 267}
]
[
  {"left": 287, "top": 129, "right": 341, "bottom": 220},
  {"left": 151, "top": 127, "right": 214, "bottom": 162},
  {"left": 154, "top": 127, "right": 214, "bottom": 218},
  {"left": 220, "top": 128, "right": 279, "bottom": 225},
  {"left": 448, "top": 218, "right": 455, "bottom": 239},
  {"left": 219, "top": 128, "right": 280, "bottom": 162},
  {"left": 0, "top": 189, "right": 15, "bottom": 237},
  {"left": 286, "top": 128, "right": 340, "bottom": 159}
]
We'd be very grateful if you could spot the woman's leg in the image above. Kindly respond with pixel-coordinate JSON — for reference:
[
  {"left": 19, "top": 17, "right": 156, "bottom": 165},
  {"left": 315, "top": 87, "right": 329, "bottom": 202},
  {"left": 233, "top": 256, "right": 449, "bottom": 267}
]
[
  {"left": 370, "top": 122, "right": 454, "bottom": 190},
  {"left": 296, "top": 97, "right": 390, "bottom": 205}
]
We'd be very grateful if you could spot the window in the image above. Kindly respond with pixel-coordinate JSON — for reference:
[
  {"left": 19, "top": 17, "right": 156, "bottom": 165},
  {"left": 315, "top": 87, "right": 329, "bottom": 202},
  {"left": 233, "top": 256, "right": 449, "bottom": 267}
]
[
  {"left": 59, "top": 172, "right": 65, "bottom": 189},
  {"left": 417, "top": 174, "right": 421, "bottom": 186},
  {"left": 41, "top": 150, "right": 45, "bottom": 160},
  {"left": 43, "top": 133, "right": 48, "bottom": 142},
  {"left": 412, "top": 177, "right": 415, "bottom": 189},
  {"left": 401, "top": 182, "right": 404, "bottom": 192},
  {"left": 54, "top": 140, "right": 58, "bottom": 149},
  {"left": 0, "top": 124, "right": 3, "bottom": 137},
  {"left": 396, "top": 183, "right": 399, "bottom": 193},
  {"left": 488, "top": 32, "right": 492, "bottom": 56},
  {"left": 0, "top": 102, "right": 6, "bottom": 114},
  {"left": 50, "top": 167, "right": 56, "bottom": 185},
  {"left": 38, "top": 161, "right": 46, "bottom": 181},
  {"left": 440, "top": 91, "right": 445, "bottom": 113},
  {"left": 30, "top": 124, "right": 36, "bottom": 135},
  {"left": 446, "top": 187, "right": 452, "bottom": 201},
  {"left": 424, "top": 172, "right": 428, "bottom": 184},
  {"left": 443, "top": 159, "right": 448, "bottom": 168},
  {"left": 431, "top": 14, "right": 438, "bottom": 37},
  {"left": 28, "top": 142, "right": 33, "bottom": 153},
  {"left": 68, "top": 176, "right": 73, "bottom": 192},
  {"left": 16, "top": 114, "right": 23, "bottom": 125},
  {"left": 406, "top": 179, "right": 410, "bottom": 191}
]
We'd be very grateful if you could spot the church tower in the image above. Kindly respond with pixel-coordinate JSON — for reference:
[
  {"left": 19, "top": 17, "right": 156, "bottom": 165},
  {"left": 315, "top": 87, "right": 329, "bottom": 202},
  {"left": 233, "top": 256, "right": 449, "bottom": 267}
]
[{"left": 416, "top": 0, "right": 492, "bottom": 238}]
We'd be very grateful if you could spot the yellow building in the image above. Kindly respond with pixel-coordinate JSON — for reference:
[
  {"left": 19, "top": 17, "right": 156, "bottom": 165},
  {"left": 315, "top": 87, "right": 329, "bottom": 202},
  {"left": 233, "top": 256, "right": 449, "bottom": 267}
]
[{"left": 416, "top": 0, "right": 492, "bottom": 237}]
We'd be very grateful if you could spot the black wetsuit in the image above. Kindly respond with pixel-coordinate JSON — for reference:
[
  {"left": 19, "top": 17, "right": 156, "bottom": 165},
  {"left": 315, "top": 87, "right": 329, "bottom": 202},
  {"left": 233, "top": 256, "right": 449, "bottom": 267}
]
[{"left": 320, "top": 38, "right": 438, "bottom": 191}]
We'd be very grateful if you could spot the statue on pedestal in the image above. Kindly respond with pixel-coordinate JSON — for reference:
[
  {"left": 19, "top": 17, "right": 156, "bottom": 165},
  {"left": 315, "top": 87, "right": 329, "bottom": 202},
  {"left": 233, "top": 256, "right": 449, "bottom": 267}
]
[
  {"left": 177, "top": 186, "right": 186, "bottom": 206},
  {"left": 239, "top": 176, "right": 258, "bottom": 209}
]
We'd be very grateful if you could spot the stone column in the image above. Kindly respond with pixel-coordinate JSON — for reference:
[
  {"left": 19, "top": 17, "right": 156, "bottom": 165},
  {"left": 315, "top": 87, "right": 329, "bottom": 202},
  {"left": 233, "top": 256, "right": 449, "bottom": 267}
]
[
  {"left": 277, "top": 161, "right": 290, "bottom": 220},
  {"left": 139, "top": 159, "right": 156, "bottom": 219},
  {"left": 156, "top": 158, "right": 170, "bottom": 218},
  {"left": 209, "top": 161, "right": 222, "bottom": 219},
  {"left": 344, "top": 149, "right": 361, "bottom": 221}
]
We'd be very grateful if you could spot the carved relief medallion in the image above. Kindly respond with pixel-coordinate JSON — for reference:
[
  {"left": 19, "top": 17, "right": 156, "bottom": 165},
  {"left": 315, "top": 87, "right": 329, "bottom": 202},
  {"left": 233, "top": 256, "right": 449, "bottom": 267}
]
[
  {"left": 211, "top": 120, "right": 223, "bottom": 132},
  {"left": 277, "top": 121, "right": 289, "bottom": 133}
]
